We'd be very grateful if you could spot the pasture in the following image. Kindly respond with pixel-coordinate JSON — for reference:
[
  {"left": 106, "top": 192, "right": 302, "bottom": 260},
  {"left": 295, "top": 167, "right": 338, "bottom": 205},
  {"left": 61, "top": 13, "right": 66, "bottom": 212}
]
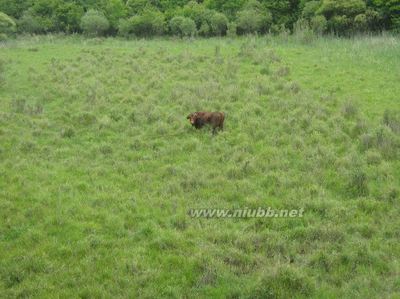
[{"left": 0, "top": 35, "right": 399, "bottom": 298}]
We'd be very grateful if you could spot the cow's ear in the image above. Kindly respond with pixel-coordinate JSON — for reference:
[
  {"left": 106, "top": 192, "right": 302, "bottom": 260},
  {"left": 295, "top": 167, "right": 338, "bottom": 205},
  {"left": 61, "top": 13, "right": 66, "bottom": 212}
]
[{"left": 186, "top": 115, "right": 191, "bottom": 119}]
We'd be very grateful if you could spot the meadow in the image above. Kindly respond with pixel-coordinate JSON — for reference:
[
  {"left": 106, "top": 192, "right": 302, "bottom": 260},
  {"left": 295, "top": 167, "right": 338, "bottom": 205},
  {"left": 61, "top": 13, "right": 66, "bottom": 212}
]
[{"left": 0, "top": 34, "right": 399, "bottom": 298}]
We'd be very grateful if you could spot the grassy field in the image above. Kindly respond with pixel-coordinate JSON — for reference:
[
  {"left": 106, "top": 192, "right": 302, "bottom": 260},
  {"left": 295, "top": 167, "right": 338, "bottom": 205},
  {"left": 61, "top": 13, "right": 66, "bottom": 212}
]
[{"left": 0, "top": 34, "right": 399, "bottom": 298}]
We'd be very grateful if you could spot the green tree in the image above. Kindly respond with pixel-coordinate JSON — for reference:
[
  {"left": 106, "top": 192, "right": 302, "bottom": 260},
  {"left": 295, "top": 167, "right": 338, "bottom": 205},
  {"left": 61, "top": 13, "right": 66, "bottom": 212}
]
[
  {"left": 301, "top": 1, "right": 321, "bottom": 19},
  {"left": 236, "top": 0, "right": 272, "bottom": 34},
  {"left": 316, "top": 0, "right": 371, "bottom": 34},
  {"left": 370, "top": 0, "right": 400, "bottom": 31},
  {"left": 126, "top": 0, "right": 164, "bottom": 15},
  {"left": 204, "top": 0, "right": 246, "bottom": 19},
  {"left": 0, "top": 11, "right": 16, "bottom": 38},
  {"left": 182, "top": 1, "right": 207, "bottom": 28},
  {"left": 318, "top": 0, "right": 366, "bottom": 18},
  {"left": 80, "top": 9, "right": 110, "bottom": 36},
  {"left": 54, "top": 2, "right": 83, "bottom": 33},
  {"left": 210, "top": 11, "right": 228, "bottom": 35},
  {"left": 169, "top": 15, "right": 196, "bottom": 37},
  {"left": 119, "top": 9, "right": 165, "bottom": 37},
  {"left": 18, "top": 10, "right": 43, "bottom": 33},
  {"left": 25, "top": 0, "right": 62, "bottom": 32},
  {"left": 180, "top": 16, "right": 196, "bottom": 36},
  {"left": 310, "top": 14, "right": 327, "bottom": 34},
  {"left": 0, "top": 0, "right": 32, "bottom": 19},
  {"left": 100, "top": 0, "right": 127, "bottom": 33}
]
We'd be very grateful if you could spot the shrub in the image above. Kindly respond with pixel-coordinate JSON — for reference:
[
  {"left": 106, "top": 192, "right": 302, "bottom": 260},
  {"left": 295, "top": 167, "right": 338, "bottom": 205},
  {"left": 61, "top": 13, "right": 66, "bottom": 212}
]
[
  {"left": 354, "top": 14, "right": 367, "bottom": 32},
  {"left": 293, "top": 19, "right": 315, "bottom": 44},
  {"left": 237, "top": 9, "right": 261, "bottom": 34},
  {"left": 365, "top": 9, "right": 381, "bottom": 31},
  {"left": 118, "top": 18, "right": 130, "bottom": 37},
  {"left": 17, "top": 10, "right": 44, "bottom": 34},
  {"left": 227, "top": 22, "right": 237, "bottom": 37},
  {"left": 317, "top": 0, "right": 368, "bottom": 35},
  {"left": 236, "top": 0, "right": 272, "bottom": 34},
  {"left": 311, "top": 15, "right": 327, "bottom": 34},
  {"left": 210, "top": 12, "right": 228, "bottom": 36},
  {"left": 100, "top": 0, "right": 127, "bottom": 33},
  {"left": 182, "top": 1, "right": 207, "bottom": 29},
  {"left": 126, "top": 0, "right": 151, "bottom": 15},
  {"left": 17, "top": 0, "right": 60, "bottom": 33},
  {"left": 329, "top": 15, "right": 351, "bottom": 34},
  {"left": 169, "top": 16, "right": 184, "bottom": 35},
  {"left": 120, "top": 9, "right": 165, "bottom": 37},
  {"left": 169, "top": 16, "right": 196, "bottom": 37},
  {"left": 198, "top": 22, "right": 210, "bottom": 36},
  {"left": 182, "top": 3, "right": 228, "bottom": 37},
  {"left": 0, "top": 11, "right": 16, "bottom": 38},
  {"left": 180, "top": 17, "right": 196, "bottom": 37},
  {"left": 80, "top": 9, "right": 110, "bottom": 36},
  {"left": 302, "top": 1, "right": 321, "bottom": 19},
  {"left": 54, "top": 2, "right": 84, "bottom": 33},
  {"left": 318, "top": 0, "right": 366, "bottom": 18}
]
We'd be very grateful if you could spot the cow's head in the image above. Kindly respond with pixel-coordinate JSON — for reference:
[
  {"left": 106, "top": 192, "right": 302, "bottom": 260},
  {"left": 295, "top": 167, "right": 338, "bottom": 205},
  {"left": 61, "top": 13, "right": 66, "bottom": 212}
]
[{"left": 186, "top": 112, "right": 198, "bottom": 125}]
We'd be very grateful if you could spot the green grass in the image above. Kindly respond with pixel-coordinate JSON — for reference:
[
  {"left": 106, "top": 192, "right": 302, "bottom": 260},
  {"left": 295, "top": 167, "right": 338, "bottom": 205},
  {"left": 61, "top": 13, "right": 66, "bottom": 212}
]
[{"left": 0, "top": 34, "right": 399, "bottom": 298}]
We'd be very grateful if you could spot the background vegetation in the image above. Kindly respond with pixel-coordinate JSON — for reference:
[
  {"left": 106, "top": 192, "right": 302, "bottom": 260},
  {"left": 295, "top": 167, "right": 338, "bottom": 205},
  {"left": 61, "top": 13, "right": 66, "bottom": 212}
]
[
  {"left": 0, "top": 34, "right": 399, "bottom": 297},
  {"left": 0, "top": 0, "right": 399, "bottom": 39}
]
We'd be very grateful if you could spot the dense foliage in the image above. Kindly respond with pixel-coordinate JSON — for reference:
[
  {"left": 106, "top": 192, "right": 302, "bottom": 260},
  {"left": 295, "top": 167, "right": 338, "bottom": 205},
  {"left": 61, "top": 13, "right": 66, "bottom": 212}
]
[
  {"left": 80, "top": 9, "right": 109, "bottom": 36},
  {"left": 0, "top": 0, "right": 398, "bottom": 37},
  {"left": 0, "top": 11, "right": 16, "bottom": 40}
]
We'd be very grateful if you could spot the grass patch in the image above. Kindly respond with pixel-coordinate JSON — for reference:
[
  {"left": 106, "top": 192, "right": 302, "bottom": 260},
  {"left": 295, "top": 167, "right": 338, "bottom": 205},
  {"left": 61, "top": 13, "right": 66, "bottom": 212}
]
[{"left": 0, "top": 34, "right": 399, "bottom": 297}]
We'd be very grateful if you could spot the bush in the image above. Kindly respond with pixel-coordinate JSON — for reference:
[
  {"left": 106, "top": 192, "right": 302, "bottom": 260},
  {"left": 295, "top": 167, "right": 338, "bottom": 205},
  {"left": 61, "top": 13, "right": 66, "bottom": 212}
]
[
  {"left": 329, "top": 15, "right": 351, "bottom": 34},
  {"left": 54, "top": 2, "right": 83, "bottom": 33},
  {"left": 198, "top": 22, "right": 210, "bottom": 36},
  {"left": 169, "top": 16, "right": 196, "bottom": 37},
  {"left": 119, "top": 9, "right": 165, "bottom": 37},
  {"left": 17, "top": 0, "right": 61, "bottom": 33},
  {"left": 317, "top": 0, "right": 368, "bottom": 35},
  {"left": 180, "top": 17, "right": 196, "bottom": 37},
  {"left": 80, "top": 9, "right": 110, "bottom": 36},
  {"left": 18, "top": 10, "right": 44, "bottom": 34},
  {"left": 126, "top": 0, "right": 151, "bottom": 15},
  {"left": 227, "top": 22, "right": 237, "bottom": 37},
  {"left": 182, "top": 1, "right": 207, "bottom": 29},
  {"left": 354, "top": 14, "right": 367, "bottom": 32},
  {"left": 210, "top": 12, "right": 228, "bottom": 36},
  {"left": 236, "top": 0, "right": 272, "bottom": 34},
  {"left": 293, "top": 19, "right": 315, "bottom": 44},
  {"left": 318, "top": 0, "right": 366, "bottom": 18},
  {"left": 302, "top": 1, "right": 321, "bottom": 19},
  {"left": 100, "top": 0, "right": 127, "bottom": 33},
  {"left": 311, "top": 15, "right": 327, "bottom": 34},
  {"left": 365, "top": 9, "right": 381, "bottom": 31},
  {"left": 182, "top": 3, "right": 228, "bottom": 37},
  {"left": 169, "top": 16, "right": 183, "bottom": 35},
  {"left": 0, "top": 11, "right": 16, "bottom": 38},
  {"left": 118, "top": 18, "right": 130, "bottom": 37}
]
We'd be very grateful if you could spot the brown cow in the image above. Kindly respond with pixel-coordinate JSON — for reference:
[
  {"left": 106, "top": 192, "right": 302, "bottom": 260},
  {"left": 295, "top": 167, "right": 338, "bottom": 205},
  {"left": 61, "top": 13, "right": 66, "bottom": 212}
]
[{"left": 187, "top": 111, "right": 225, "bottom": 134}]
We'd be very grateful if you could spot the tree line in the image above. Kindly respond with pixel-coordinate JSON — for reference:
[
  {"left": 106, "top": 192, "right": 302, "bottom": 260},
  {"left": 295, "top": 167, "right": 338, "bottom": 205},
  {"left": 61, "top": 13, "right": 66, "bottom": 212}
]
[{"left": 0, "top": 0, "right": 399, "bottom": 39}]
